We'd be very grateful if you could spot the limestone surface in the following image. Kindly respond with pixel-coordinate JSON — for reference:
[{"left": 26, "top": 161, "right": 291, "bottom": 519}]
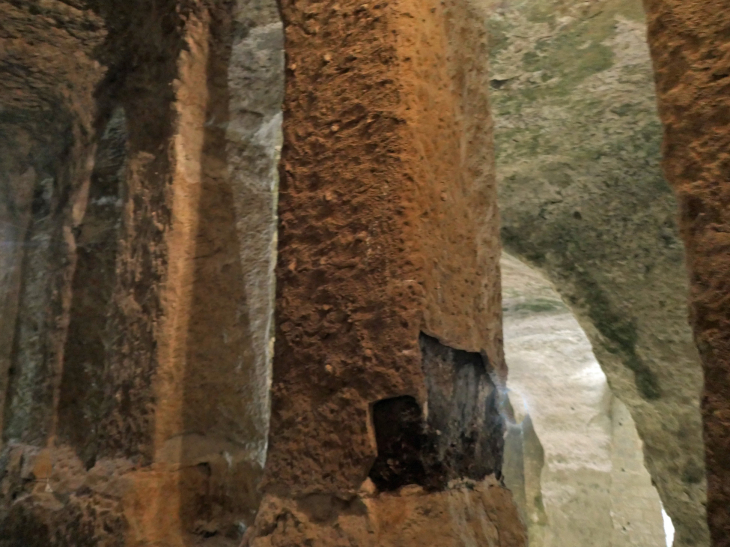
[
  {"left": 501, "top": 253, "right": 667, "bottom": 547},
  {"left": 487, "top": 0, "right": 708, "bottom": 544}
]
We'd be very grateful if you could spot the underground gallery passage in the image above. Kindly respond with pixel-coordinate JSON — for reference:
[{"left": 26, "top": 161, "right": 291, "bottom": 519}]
[{"left": 0, "top": 0, "right": 729, "bottom": 545}]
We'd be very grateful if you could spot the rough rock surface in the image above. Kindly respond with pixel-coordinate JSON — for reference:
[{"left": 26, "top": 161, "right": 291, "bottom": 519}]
[
  {"left": 1, "top": 0, "right": 527, "bottom": 545},
  {"left": 486, "top": 0, "right": 707, "bottom": 544},
  {"left": 262, "top": 0, "right": 504, "bottom": 492},
  {"left": 640, "top": 0, "right": 730, "bottom": 544},
  {"left": 247, "top": 478, "right": 525, "bottom": 547},
  {"left": 0, "top": 0, "right": 282, "bottom": 544},
  {"left": 501, "top": 253, "right": 667, "bottom": 547},
  {"left": 244, "top": 0, "right": 525, "bottom": 544}
]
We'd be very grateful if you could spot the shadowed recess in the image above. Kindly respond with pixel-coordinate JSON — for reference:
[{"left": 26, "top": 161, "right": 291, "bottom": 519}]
[{"left": 369, "top": 333, "right": 504, "bottom": 492}]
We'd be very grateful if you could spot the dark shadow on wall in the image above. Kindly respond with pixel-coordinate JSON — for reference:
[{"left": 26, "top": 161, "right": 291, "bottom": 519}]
[
  {"left": 57, "top": 106, "right": 127, "bottom": 469},
  {"left": 369, "top": 395, "right": 431, "bottom": 491},
  {"left": 369, "top": 333, "right": 505, "bottom": 492},
  {"left": 2, "top": 111, "right": 82, "bottom": 447}
]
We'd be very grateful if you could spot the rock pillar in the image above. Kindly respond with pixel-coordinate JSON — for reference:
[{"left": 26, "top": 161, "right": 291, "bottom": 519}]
[
  {"left": 0, "top": 1, "right": 281, "bottom": 544},
  {"left": 642, "top": 0, "right": 730, "bottom": 544},
  {"left": 245, "top": 1, "right": 526, "bottom": 545}
]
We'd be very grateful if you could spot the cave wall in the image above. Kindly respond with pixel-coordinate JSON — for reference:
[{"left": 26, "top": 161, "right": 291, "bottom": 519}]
[
  {"left": 0, "top": 0, "right": 281, "bottom": 544},
  {"left": 486, "top": 0, "right": 708, "bottom": 544},
  {"left": 0, "top": 0, "right": 107, "bottom": 450},
  {"left": 0, "top": 0, "right": 526, "bottom": 546},
  {"left": 640, "top": 0, "right": 730, "bottom": 545},
  {"left": 243, "top": 0, "right": 525, "bottom": 544}
]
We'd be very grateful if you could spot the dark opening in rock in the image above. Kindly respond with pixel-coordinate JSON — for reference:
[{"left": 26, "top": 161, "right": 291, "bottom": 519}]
[
  {"left": 368, "top": 395, "right": 430, "bottom": 491},
  {"left": 368, "top": 333, "right": 505, "bottom": 492},
  {"left": 420, "top": 332, "right": 504, "bottom": 484}
]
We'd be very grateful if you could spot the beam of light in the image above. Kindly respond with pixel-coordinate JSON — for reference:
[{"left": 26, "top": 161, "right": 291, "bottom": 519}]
[{"left": 662, "top": 506, "right": 675, "bottom": 547}]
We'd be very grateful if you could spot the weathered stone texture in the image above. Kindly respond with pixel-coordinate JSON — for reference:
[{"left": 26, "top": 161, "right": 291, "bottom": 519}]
[
  {"left": 262, "top": 0, "right": 504, "bottom": 493},
  {"left": 246, "top": 0, "right": 523, "bottom": 544},
  {"left": 640, "top": 0, "right": 730, "bottom": 544},
  {"left": 487, "top": 0, "right": 708, "bottom": 543},
  {"left": 0, "top": 0, "right": 107, "bottom": 448},
  {"left": 247, "top": 478, "right": 525, "bottom": 547},
  {"left": 1, "top": 0, "right": 282, "bottom": 544}
]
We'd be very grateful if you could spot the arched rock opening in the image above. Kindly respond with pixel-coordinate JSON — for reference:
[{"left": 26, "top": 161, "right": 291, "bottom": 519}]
[
  {"left": 487, "top": 0, "right": 708, "bottom": 544},
  {"left": 501, "top": 253, "right": 669, "bottom": 547}
]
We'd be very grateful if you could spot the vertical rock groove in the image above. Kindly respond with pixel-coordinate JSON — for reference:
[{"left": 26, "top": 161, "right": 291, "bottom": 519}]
[
  {"left": 58, "top": 107, "right": 127, "bottom": 467},
  {"left": 0, "top": 0, "right": 283, "bottom": 543}
]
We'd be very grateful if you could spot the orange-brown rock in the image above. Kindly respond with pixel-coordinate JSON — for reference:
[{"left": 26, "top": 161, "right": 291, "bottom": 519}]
[
  {"left": 247, "top": 478, "right": 525, "bottom": 547},
  {"left": 1, "top": 1, "right": 281, "bottom": 544},
  {"left": 245, "top": 0, "right": 525, "bottom": 544},
  {"left": 1, "top": 0, "right": 524, "bottom": 545},
  {"left": 642, "top": 0, "right": 730, "bottom": 544}
]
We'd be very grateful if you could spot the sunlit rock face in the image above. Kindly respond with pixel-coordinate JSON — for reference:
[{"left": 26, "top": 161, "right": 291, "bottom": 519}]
[
  {"left": 501, "top": 253, "right": 668, "bottom": 547},
  {"left": 487, "top": 0, "right": 707, "bottom": 544}
]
